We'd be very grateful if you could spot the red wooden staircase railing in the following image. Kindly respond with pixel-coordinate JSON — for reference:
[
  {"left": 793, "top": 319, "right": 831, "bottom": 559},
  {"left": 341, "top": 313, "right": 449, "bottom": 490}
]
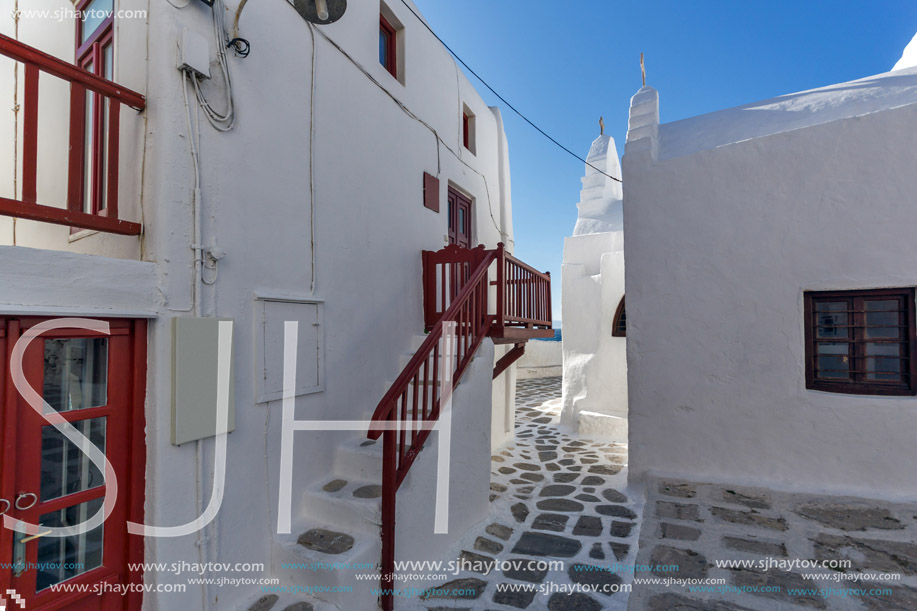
[{"left": 367, "top": 243, "right": 551, "bottom": 611}]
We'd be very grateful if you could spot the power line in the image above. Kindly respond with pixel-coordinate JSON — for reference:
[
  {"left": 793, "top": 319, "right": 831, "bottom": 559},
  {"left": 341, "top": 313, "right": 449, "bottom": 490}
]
[{"left": 397, "top": 0, "right": 622, "bottom": 183}]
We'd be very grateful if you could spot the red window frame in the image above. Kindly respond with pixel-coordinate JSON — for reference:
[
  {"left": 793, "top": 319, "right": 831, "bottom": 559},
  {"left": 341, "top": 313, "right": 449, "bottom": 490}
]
[
  {"left": 804, "top": 288, "right": 917, "bottom": 396},
  {"left": 74, "top": 0, "right": 114, "bottom": 224},
  {"left": 379, "top": 14, "right": 397, "bottom": 78},
  {"left": 612, "top": 296, "right": 626, "bottom": 337},
  {"left": 462, "top": 112, "right": 470, "bottom": 149},
  {"left": 0, "top": 317, "right": 147, "bottom": 609}
]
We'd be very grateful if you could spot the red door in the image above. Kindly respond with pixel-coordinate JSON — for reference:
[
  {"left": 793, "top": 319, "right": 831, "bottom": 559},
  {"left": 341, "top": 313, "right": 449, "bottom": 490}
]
[
  {"left": 0, "top": 318, "right": 146, "bottom": 610},
  {"left": 447, "top": 187, "right": 472, "bottom": 248}
]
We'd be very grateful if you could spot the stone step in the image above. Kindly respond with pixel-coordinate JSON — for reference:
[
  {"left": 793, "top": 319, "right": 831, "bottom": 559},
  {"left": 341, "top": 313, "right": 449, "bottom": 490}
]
[
  {"left": 333, "top": 436, "right": 385, "bottom": 482},
  {"left": 272, "top": 524, "right": 381, "bottom": 609},
  {"left": 300, "top": 477, "right": 383, "bottom": 530}
]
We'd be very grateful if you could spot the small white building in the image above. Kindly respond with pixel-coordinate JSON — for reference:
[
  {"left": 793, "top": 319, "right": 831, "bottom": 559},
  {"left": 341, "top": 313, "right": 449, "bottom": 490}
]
[
  {"left": 0, "top": 1, "right": 552, "bottom": 609},
  {"left": 623, "top": 59, "right": 917, "bottom": 499},
  {"left": 560, "top": 132, "right": 627, "bottom": 440}
]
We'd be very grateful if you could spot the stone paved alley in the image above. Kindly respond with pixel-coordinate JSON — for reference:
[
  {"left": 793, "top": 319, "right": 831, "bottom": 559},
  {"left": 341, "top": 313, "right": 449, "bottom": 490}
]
[
  {"left": 405, "top": 377, "right": 917, "bottom": 611},
  {"left": 246, "top": 377, "right": 917, "bottom": 611},
  {"left": 407, "top": 376, "right": 642, "bottom": 611}
]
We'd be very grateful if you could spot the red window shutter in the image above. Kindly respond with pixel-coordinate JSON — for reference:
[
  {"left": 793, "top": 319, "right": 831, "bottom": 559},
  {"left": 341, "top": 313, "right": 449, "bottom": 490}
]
[{"left": 423, "top": 172, "right": 439, "bottom": 212}]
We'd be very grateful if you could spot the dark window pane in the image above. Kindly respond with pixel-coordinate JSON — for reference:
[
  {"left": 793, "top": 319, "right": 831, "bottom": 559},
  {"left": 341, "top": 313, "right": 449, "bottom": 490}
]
[
  {"left": 866, "top": 357, "right": 902, "bottom": 381},
  {"left": 36, "top": 497, "right": 104, "bottom": 590},
  {"left": 866, "top": 343, "right": 900, "bottom": 356},
  {"left": 865, "top": 306, "right": 902, "bottom": 338},
  {"left": 41, "top": 417, "right": 106, "bottom": 502},
  {"left": 816, "top": 342, "right": 850, "bottom": 379},
  {"left": 379, "top": 29, "right": 389, "bottom": 67},
  {"left": 43, "top": 338, "right": 109, "bottom": 413},
  {"left": 816, "top": 303, "right": 847, "bottom": 338},
  {"left": 80, "top": 0, "right": 113, "bottom": 44},
  {"left": 865, "top": 299, "right": 899, "bottom": 311},
  {"left": 817, "top": 355, "right": 850, "bottom": 378}
]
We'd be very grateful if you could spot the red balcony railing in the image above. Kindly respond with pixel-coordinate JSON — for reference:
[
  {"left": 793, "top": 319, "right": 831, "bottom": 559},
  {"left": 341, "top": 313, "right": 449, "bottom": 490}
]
[
  {"left": 423, "top": 243, "right": 553, "bottom": 341},
  {"left": 495, "top": 249, "right": 553, "bottom": 338},
  {"left": 0, "top": 34, "right": 144, "bottom": 235},
  {"left": 369, "top": 243, "right": 551, "bottom": 611}
]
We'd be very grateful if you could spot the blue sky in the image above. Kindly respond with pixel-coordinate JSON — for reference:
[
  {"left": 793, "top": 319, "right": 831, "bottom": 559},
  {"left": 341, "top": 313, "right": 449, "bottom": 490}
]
[{"left": 412, "top": 0, "right": 917, "bottom": 322}]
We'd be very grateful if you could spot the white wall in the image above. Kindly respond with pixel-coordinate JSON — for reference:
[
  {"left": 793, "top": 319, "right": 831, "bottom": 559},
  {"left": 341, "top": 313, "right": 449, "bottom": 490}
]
[
  {"left": 396, "top": 340, "right": 494, "bottom": 583},
  {"left": 0, "top": 0, "right": 519, "bottom": 607},
  {"left": 624, "top": 91, "right": 917, "bottom": 499},
  {"left": 560, "top": 133, "right": 628, "bottom": 440},
  {"left": 516, "top": 339, "right": 562, "bottom": 379},
  {"left": 561, "top": 240, "right": 627, "bottom": 439}
]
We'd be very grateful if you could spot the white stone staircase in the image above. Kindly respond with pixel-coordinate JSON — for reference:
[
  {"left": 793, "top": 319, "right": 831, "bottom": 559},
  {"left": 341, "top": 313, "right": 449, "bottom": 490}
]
[{"left": 272, "top": 335, "right": 482, "bottom": 610}]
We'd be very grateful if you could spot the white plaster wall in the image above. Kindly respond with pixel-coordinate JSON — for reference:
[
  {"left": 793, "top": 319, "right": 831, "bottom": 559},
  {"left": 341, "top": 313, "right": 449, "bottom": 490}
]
[
  {"left": 516, "top": 339, "right": 562, "bottom": 379},
  {"left": 491, "top": 343, "right": 517, "bottom": 451},
  {"left": 625, "top": 99, "right": 917, "bottom": 499},
  {"left": 0, "top": 245, "right": 158, "bottom": 314},
  {"left": 396, "top": 340, "right": 494, "bottom": 583},
  {"left": 560, "top": 132, "right": 628, "bottom": 438},
  {"left": 0, "top": 0, "right": 518, "bottom": 607},
  {"left": 561, "top": 242, "right": 627, "bottom": 438}
]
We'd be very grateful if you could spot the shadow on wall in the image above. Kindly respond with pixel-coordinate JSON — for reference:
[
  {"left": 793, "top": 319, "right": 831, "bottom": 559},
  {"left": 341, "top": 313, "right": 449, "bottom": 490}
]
[{"left": 517, "top": 336, "right": 562, "bottom": 379}]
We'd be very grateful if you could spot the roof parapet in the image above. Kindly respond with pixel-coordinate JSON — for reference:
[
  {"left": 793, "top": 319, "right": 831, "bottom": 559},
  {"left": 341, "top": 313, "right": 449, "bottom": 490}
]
[{"left": 625, "top": 86, "right": 659, "bottom": 160}]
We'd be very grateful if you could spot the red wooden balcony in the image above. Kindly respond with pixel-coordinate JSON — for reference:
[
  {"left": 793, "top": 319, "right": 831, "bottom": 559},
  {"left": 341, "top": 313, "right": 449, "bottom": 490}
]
[
  {"left": 369, "top": 243, "right": 551, "bottom": 611},
  {"left": 422, "top": 243, "right": 554, "bottom": 342},
  {"left": 0, "top": 34, "right": 144, "bottom": 235}
]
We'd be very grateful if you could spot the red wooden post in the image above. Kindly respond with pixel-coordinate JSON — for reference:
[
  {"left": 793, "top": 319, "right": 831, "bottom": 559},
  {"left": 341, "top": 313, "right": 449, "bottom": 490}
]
[
  {"left": 411, "top": 373, "right": 419, "bottom": 444},
  {"left": 127, "top": 319, "right": 148, "bottom": 609},
  {"left": 0, "top": 320, "right": 19, "bottom": 597},
  {"left": 380, "top": 419, "right": 397, "bottom": 611},
  {"left": 495, "top": 243, "right": 505, "bottom": 335},
  {"left": 422, "top": 250, "right": 433, "bottom": 330},
  {"left": 104, "top": 99, "right": 120, "bottom": 218},
  {"left": 21, "top": 64, "right": 39, "bottom": 204},
  {"left": 546, "top": 271, "right": 552, "bottom": 324},
  {"left": 67, "top": 83, "right": 86, "bottom": 213}
]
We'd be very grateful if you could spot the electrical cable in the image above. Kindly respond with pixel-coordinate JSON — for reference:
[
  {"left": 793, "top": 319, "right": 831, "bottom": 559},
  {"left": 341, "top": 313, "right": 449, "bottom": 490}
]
[
  {"left": 191, "top": 0, "right": 235, "bottom": 131},
  {"left": 308, "top": 25, "right": 508, "bottom": 246},
  {"left": 397, "top": 0, "right": 622, "bottom": 183},
  {"left": 308, "top": 23, "right": 317, "bottom": 294},
  {"left": 227, "top": 37, "right": 250, "bottom": 57}
]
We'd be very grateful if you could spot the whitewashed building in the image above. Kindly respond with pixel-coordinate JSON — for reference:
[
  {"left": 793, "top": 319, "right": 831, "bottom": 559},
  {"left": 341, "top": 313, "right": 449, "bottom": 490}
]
[
  {"left": 0, "top": 0, "right": 552, "bottom": 609},
  {"left": 623, "top": 59, "right": 917, "bottom": 499},
  {"left": 560, "top": 132, "right": 627, "bottom": 440}
]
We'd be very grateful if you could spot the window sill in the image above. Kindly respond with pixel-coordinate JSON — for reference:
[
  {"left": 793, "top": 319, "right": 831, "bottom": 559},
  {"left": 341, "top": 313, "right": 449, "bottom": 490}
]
[{"left": 806, "top": 382, "right": 916, "bottom": 397}]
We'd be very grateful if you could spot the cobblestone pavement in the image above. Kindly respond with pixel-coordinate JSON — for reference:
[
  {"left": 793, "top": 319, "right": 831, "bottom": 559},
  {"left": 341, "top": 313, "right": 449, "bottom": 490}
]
[
  {"left": 629, "top": 477, "right": 917, "bottom": 611},
  {"left": 406, "top": 376, "right": 641, "bottom": 611}
]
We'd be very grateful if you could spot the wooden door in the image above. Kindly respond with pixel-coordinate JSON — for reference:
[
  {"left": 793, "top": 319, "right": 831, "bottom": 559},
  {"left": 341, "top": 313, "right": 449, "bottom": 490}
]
[
  {"left": 447, "top": 187, "right": 472, "bottom": 248},
  {"left": 0, "top": 318, "right": 146, "bottom": 610}
]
